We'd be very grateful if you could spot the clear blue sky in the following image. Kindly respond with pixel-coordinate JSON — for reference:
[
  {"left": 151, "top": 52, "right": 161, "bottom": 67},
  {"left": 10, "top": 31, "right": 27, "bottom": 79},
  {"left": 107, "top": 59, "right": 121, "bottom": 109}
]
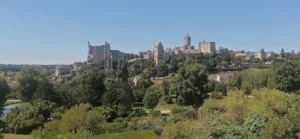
[{"left": 1, "top": 0, "right": 299, "bottom": 64}]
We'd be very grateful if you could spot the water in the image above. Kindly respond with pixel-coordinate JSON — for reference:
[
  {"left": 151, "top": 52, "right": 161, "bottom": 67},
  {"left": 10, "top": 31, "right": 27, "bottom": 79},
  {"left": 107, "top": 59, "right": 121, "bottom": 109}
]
[{"left": 2, "top": 103, "right": 19, "bottom": 116}]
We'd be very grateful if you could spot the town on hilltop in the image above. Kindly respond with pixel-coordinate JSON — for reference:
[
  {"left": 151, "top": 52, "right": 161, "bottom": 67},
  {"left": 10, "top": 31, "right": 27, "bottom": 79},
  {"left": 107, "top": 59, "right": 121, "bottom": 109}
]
[{"left": 52, "top": 34, "right": 282, "bottom": 84}]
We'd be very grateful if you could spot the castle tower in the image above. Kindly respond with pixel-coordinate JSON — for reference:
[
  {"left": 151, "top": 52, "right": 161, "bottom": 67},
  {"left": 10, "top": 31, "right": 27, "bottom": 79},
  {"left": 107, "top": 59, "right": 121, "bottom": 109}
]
[
  {"left": 153, "top": 41, "right": 164, "bottom": 65},
  {"left": 184, "top": 34, "right": 191, "bottom": 46}
]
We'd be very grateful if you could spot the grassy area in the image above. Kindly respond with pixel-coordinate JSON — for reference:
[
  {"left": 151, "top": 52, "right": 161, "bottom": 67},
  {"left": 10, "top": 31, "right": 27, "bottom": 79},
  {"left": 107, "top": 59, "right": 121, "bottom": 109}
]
[
  {"left": 4, "top": 134, "right": 31, "bottom": 139},
  {"left": 203, "top": 99, "right": 224, "bottom": 109},
  {"left": 4, "top": 100, "right": 22, "bottom": 106},
  {"left": 83, "top": 130, "right": 159, "bottom": 139},
  {"left": 155, "top": 104, "right": 178, "bottom": 111}
]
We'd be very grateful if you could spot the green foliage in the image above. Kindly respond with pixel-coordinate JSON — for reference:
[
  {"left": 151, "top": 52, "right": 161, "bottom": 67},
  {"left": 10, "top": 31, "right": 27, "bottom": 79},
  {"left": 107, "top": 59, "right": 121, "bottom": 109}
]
[
  {"left": 0, "top": 77, "right": 9, "bottom": 115},
  {"left": 156, "top": 62, "right": 169, "bottom": 77},
  {"left": 170, "top": 64, "right": 208, "bottom": 108},
  {"left": 82, "top": 130, "right": 159, "bottom": 139},
  {"left": 228, "top": 72, "right": 242, "bottom": 90},
  {"left": 228, "top": 68, "right": 276, "bottom": 94},
  {"left": 163, "top": 95, "right": 173, "bottom": 104},
  {"left": 149, "top": 110, "right": 161, "bottom": 117},
  {"left": 56, "top": 84, "right": 87, "bottom": 107},
  {"left": 127, "top": 115, "right": 166, "bottom": 135},
  {"left": 32, "top": 104, "right": 108, "bottom": 139},
  {"left": 129, "top": 108, "right": 147, "bottom": 118},
  {"left": 214, "top": 82, "right": 228, "bottom": 95},
  {"left": 132, "top": 77, "right": 153, "bottom": 102},
  {"left": 79, "top": 69, "right": 106, "bottom": 106},
  {"left": 169, "top": 107, "right": 197, "bottom": 123},
  {"left": 33, "top": 74, "right": 58, "bottom": 102},
  {"left": 116, "top": 59, "right": 129, "bottom": 81},
  {"left": 274, "top": 61, "right": 300, "bottom": 92},
  {"left": 6, "top": 100, "right": 57, "bottom": 134},
  {"left": 101, "top": 122, "right": 127, "bottom": 134},
  {"left": 17, "top": 67, "right": 40, "bottom": 100},
  {"left": 143, "top": 85, "right": 162, "bottom": 109},
  {"left": 102, "top": 80, "right": 134, "bottom": 115},
  {"left": 173, "top": 80, "right": 205, "bottom": 108},
  {"left": 210, "top": 92, "right": 224, "bottom": 99}
]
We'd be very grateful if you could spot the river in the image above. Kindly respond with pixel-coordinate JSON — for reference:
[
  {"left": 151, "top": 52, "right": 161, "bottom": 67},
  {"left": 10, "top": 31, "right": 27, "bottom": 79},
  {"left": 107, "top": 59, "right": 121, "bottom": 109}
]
[{"left": 2, "top": 103, "right": 21, "bottom": 116}]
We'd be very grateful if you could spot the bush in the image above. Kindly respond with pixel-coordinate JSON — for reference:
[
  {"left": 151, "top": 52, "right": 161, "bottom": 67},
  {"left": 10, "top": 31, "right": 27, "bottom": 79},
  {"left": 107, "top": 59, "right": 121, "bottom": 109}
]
[
  {"left": 129, "top": 108, "right": 147, "bottom": 118},
  {"left": 169, "top": 107, "right": 198, "bottom": 123},
  {"left": 210, "top": 92, "right": 224, "bottom": 99},
  {"left": 6, "top": 100, "right": 57, "bottom": 134},
  {"left": 163, "top": 95, "right": 173, "bottom": 104},
  {"left": 149, "top": 110, "right": 161, "bottom": 117}
]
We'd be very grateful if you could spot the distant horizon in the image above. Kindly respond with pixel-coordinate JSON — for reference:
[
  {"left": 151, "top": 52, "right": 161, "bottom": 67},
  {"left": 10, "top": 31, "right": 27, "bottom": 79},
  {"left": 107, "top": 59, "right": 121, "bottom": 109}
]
[
  {"left": 0, "top": 46, "right": 295, "bottom": 65},
  {"left": 1, "top": 0, "right": 299, "bottom": 64}
]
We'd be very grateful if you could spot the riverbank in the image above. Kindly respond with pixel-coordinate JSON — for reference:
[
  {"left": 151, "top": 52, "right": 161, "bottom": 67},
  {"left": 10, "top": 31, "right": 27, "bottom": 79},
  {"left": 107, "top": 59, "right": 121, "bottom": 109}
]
[{"left": 4, "top": 100, "right": 22, "bottom": 106}]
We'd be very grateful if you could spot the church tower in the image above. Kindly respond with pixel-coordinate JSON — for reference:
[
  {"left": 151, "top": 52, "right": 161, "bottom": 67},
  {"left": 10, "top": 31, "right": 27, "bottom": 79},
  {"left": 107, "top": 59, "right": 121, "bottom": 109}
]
[
  {"left": 184, "top": 34, "right": 191, "bottom": 46},
  {"left": 153, "top": 41, "right": 164, "bottom": 65}
]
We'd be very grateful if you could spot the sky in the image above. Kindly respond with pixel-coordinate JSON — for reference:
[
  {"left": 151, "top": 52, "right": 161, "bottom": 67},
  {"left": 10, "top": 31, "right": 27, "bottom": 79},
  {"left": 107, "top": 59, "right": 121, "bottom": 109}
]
[{"left": 0, "top": 0, "right": 300, "bottom": 64}]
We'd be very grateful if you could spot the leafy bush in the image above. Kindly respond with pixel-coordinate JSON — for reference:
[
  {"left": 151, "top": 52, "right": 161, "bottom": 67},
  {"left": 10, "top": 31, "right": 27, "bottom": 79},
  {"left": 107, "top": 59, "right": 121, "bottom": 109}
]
[{"left": 209, "top": 92, "right": 224, "bottom": 99}]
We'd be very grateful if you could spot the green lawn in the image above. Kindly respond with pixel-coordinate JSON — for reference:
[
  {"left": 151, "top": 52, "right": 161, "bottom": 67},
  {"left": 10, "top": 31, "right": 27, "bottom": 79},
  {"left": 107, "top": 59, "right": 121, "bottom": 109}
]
[
  {"left": 4, "top": 134, "right": 31, "bottom": 139},
  {"left": 203, "top": 99, "right": 224, "bottom": 109},
  {"left": 82, "top": 130, "right": 159, "bottom": 139},
  {"left": 5, "top": 100, "right": 22, "bottom": 106},
  {"left": 155, "top": 104, "right": 178, "bottom": 111}
]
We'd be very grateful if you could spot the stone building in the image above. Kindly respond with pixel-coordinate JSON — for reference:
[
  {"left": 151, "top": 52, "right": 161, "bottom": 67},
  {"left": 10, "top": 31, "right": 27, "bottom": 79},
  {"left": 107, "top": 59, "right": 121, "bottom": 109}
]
[
  {"left": 199, "top": 41, "right": 216, "bottom": 54},
  {"left": 143, "top": 50, "right": 153, "bottom": 60},
  {"left": 87, "top": 41, "right": 119, "bottom": 69},
  {"left": 164, "top": 49, "right": 171, "bottom": 62},
  {"left": 110, "top": 50, "right": 123, "bottom": 61},
  {"left": 185, "top": 34, "right": 191, "bottom": 46},
  {"left": 256, "top": 49, "right": 267, "bottom": 60},
  {"left": 55, "top": 65, "right": 71, "bottom": 76},
  {"left": 266, "top": 51, "right": 275, "bottom": 58},
  {"left": 181, "top": 34, "right": 194, "bottom": 51},
  {"left": 153, "top": 41, "right": 164, "bottom": 64},
  {"left": 87, "top": 41, "right": 111, "bottom": 64}
]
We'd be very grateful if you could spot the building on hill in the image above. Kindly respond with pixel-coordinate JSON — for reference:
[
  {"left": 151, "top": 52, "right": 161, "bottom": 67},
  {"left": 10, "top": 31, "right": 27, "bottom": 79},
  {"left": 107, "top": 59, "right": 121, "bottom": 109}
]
[
  {"left": 55, "top": 65, "right": 71, "bottom": 76},
  {"left": 143, "top": 50, "right": 154, "bottom": 60},
  {"left": 110, "top": 50, "right": 123, "bottom": 61},
  {"left": 164, "top": 49, "right": 171, "bottom": 62},
  {"left": 208, "top": 72, "right": 234, "bottom": 83},
  {"left": 87, "top": 41, "right": 121, "bottom": 69},
  {"left": 266, "top": 51, "right": 276, "bottom": 58},
  {"left": 153, "top": 41, "right": 164, "bottom": 64},
  {"left": 199, "top": 41, "right": 216, "bottom": 54},
  {"left": 256, "top": 49, "right": 267, "bottom": 60}
]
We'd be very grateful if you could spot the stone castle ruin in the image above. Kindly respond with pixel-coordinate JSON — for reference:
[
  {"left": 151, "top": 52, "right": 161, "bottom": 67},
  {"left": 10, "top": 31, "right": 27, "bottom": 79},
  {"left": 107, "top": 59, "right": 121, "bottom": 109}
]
[{"left": 87, "top": 41, "right": 123, "bottom": 69}]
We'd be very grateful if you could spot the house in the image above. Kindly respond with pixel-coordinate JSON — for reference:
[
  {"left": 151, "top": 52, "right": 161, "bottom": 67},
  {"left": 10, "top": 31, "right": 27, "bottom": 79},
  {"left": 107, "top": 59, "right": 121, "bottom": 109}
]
[{"left": 208, "top": 72, "right": 234, "bottom": 83}]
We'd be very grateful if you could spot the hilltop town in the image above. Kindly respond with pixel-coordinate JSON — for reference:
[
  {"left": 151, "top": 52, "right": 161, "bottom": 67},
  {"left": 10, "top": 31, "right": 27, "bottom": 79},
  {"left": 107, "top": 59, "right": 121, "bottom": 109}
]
[{"left": 49, "top": 34, "right": 282, "bottom": 85}]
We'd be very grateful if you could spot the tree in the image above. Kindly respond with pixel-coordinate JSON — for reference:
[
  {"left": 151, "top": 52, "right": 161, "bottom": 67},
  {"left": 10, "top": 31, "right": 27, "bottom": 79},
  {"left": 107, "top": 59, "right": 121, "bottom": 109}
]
[
  {"left": 116, "top": 59, "right": 129, "bottom": 81},
  {"left": 80, "top": 68, "right": 106, "bottom": 106},
  {"left": 174, "top": 80, "right": 205, "bottom": 108},
  {"left": 6, "top": 99, "right": 57, "bottom": 134},
  {"left": 0, "top": 77, "right": 9, "bottom": 115},
  {"left": 228, "top": 72, "right": 242, "bottom": 90},
  {"left": 55, "top": 84, "right": 87, "bottom": 107},
  {"left": 33, "top": 75, "right": 58, "bottom": 102},
  {"left": 132, "top": 77, "right": 153, "bottom": 102},
  {"left": 17, "top": 67, "right": 40, "bottom": 100},
  {"left": 156, "top": 62, "right": 169, "bottom": 77},
  {"left": 143, "top": 85, "right": 162, "bottom": 109},
  {"left": 274, "top": 61, "right": 300, "bottom": 92},
  {"left": 32, "top": 104, "right": 107, "bottom": 139},
  {"left": 102, "top": 80, "right": 134, "bottom": 115}
]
